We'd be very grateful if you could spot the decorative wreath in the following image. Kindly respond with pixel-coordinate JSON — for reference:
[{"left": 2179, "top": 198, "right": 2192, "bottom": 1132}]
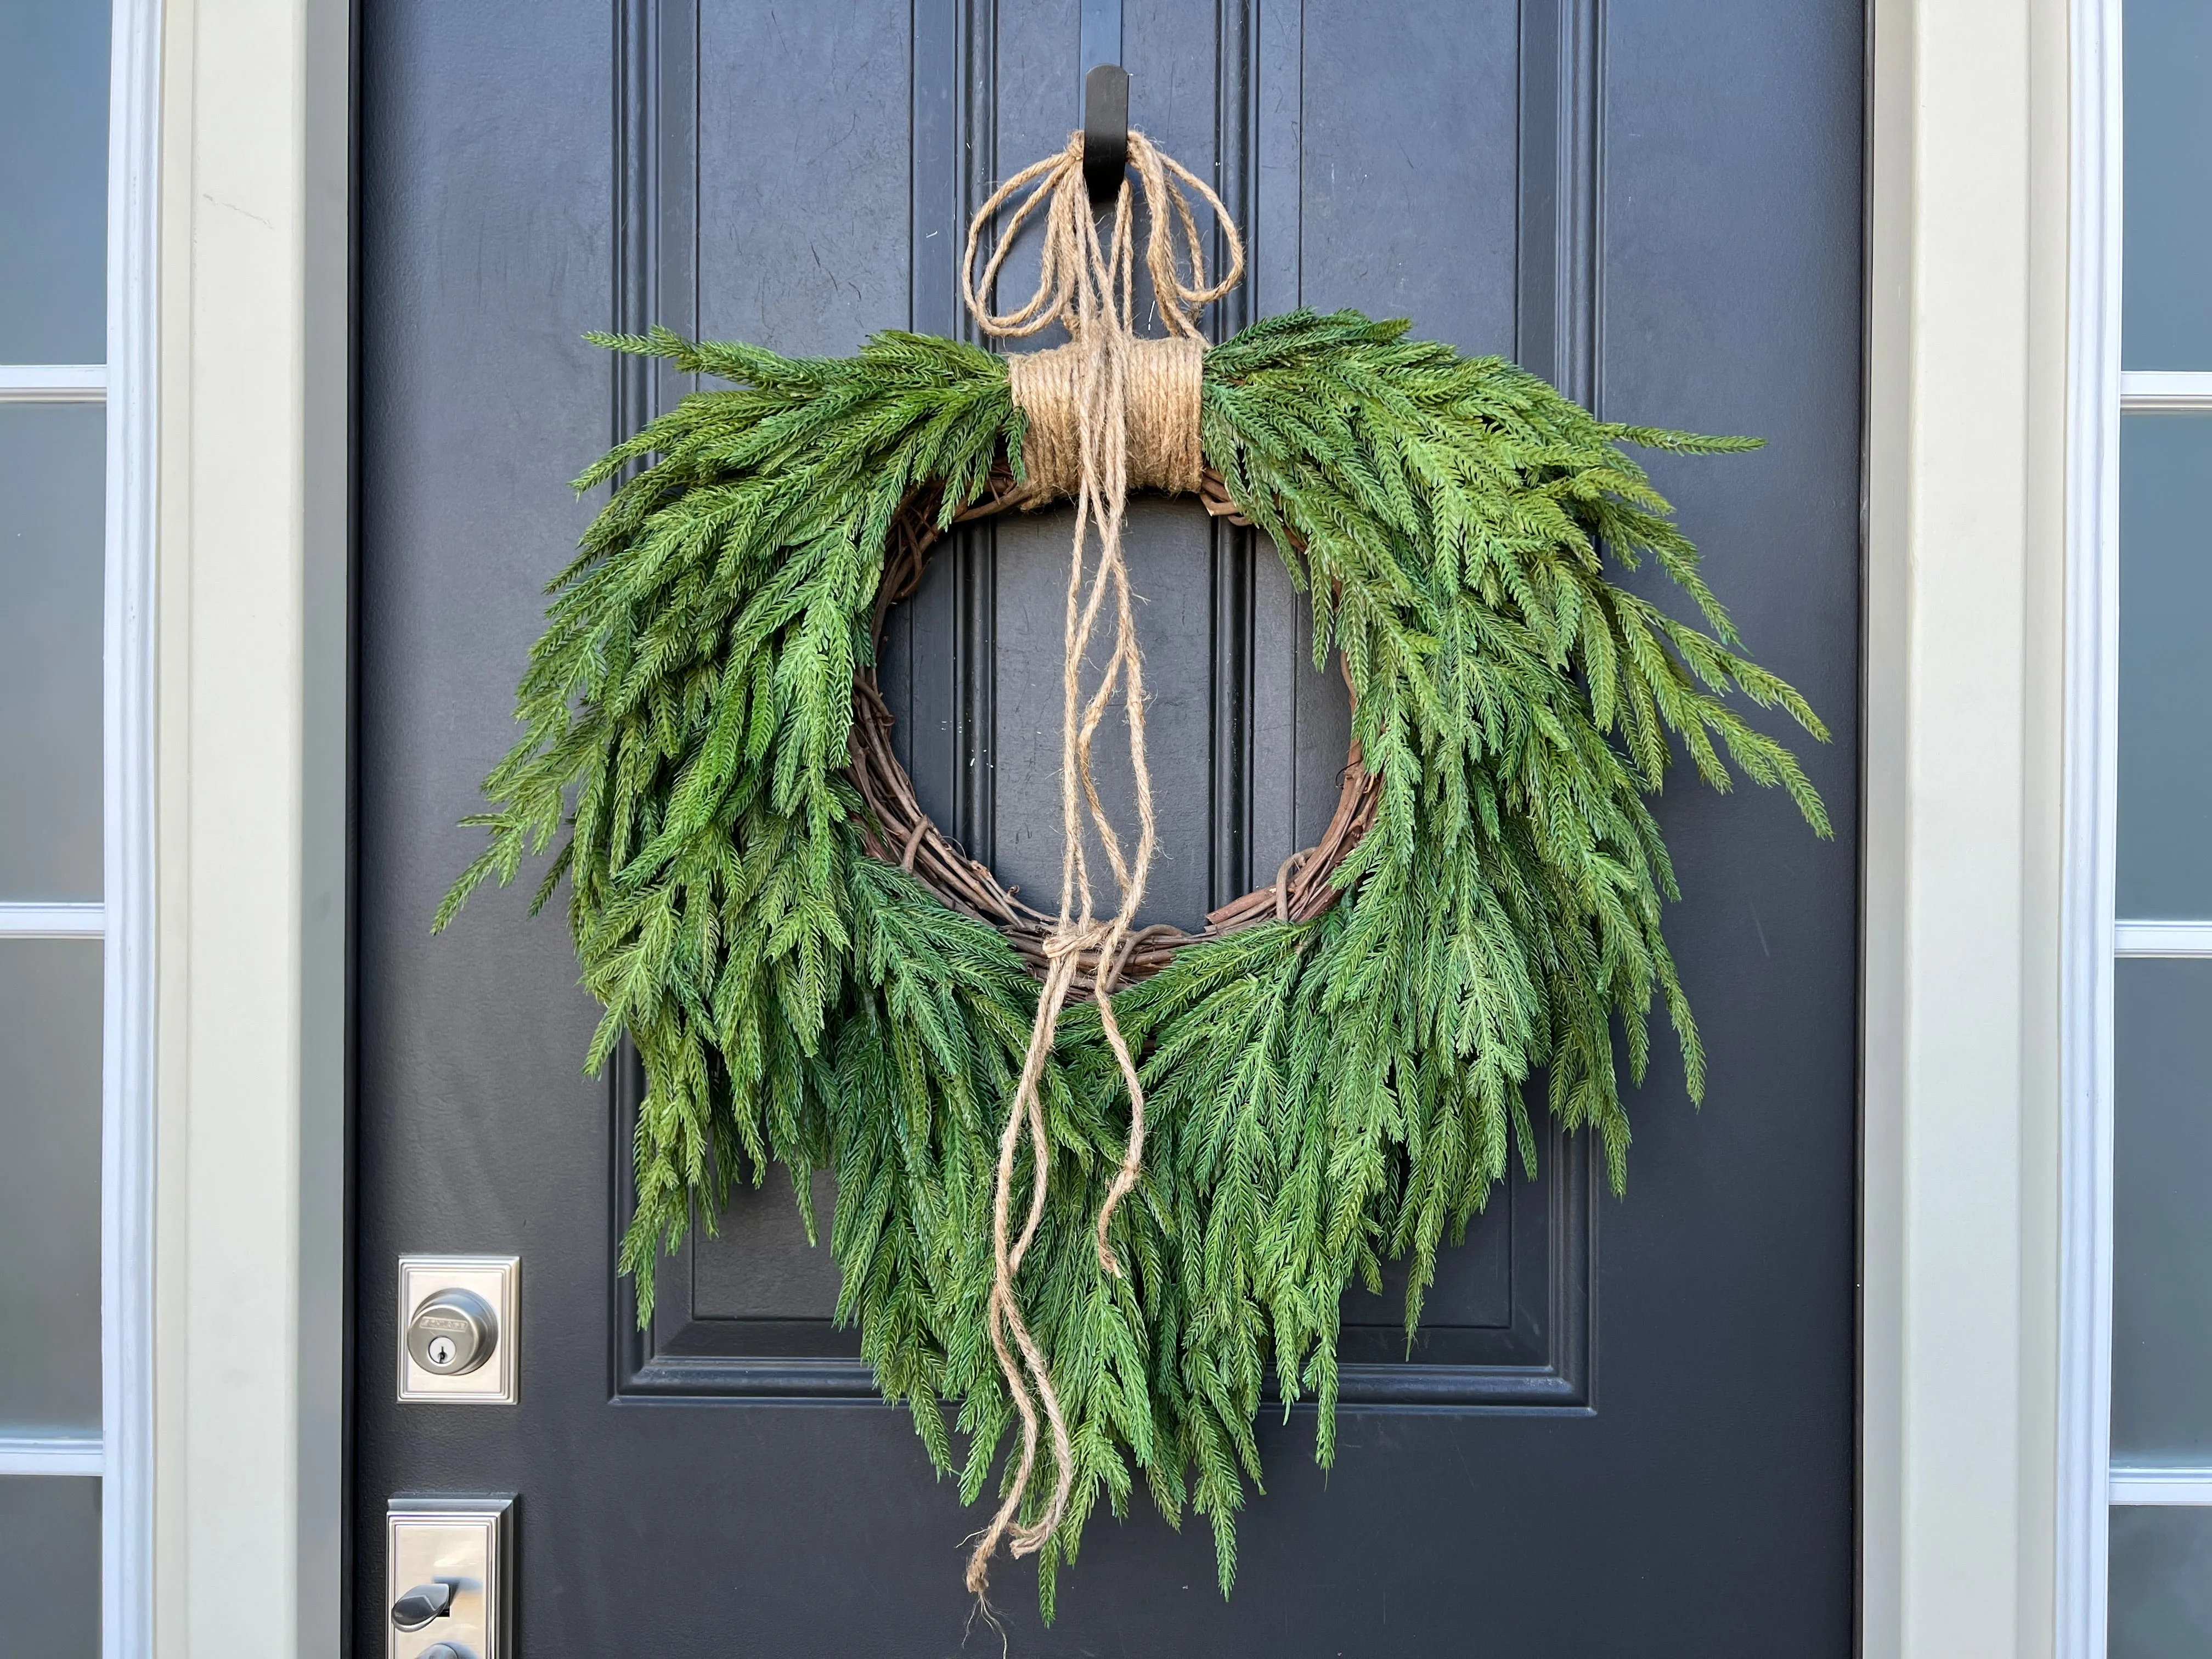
[{"left": 439, "top": 129, "right": 1827, "bottom": 1616}]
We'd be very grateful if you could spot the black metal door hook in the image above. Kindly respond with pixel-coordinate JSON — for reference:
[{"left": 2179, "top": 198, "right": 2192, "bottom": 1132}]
[{"left": 1083, "top": 64, "right": 1129, "bottom": 205}]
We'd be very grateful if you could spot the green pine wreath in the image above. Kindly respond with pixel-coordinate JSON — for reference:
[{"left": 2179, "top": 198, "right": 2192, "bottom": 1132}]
[{"left": 438, "top": 306, "right": 1827, "bottom": 1614}]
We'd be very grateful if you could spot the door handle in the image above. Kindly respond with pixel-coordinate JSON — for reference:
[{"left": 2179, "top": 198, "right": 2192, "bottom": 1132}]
[
  {"left": 390, "top": 1580, "right": 454, "bottom": 1632},
  {"left": 388, "top": 1496, "right": 512, "bottom": 1659}
]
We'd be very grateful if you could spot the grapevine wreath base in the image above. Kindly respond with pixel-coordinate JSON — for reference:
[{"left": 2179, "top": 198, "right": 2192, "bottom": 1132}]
[
  {"left": 438, "top": 128, "right": 1827, "bottom": 1616},
  {"left": 850, "top": 462, "right": 1381, "bottom": 987}
]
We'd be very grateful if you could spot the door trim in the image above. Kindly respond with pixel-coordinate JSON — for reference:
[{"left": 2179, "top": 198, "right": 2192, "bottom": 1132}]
[
  {"left": 2055, "top": 0, "right": 2120, "bottom": 1655},
  {"left": 1858, "top": 0, "right": 2075, "bottom": 1654},
  {"left": 102, "top": 0, "right": 161, "bottom": 1651},
  {"left": 148, "top": 0, "right": 353, "bottom": 1652}
]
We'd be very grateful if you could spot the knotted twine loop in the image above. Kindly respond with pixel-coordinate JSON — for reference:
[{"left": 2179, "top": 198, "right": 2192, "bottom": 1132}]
[{"left": 957, "top": 128, "right": 1244, "bottom": 1596}]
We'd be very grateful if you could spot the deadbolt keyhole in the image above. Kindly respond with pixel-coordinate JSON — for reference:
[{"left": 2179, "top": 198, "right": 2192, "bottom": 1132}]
[{"left": 405, "top": 1288, "right": 496, "bottom": 1377}]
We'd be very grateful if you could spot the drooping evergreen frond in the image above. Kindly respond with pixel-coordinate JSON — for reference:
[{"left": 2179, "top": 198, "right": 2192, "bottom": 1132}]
[{"left": 439, "top": 309, "right": 1827, "bottom": 1616}]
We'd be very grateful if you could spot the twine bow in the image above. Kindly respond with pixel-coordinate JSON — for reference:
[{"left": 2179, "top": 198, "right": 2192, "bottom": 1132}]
[{"left": 958, "top": 128, "right": 1244, "bottom": 1595}]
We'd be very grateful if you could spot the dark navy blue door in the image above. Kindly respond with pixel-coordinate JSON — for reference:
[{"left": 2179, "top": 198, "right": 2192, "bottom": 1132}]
[{"left": 356, "top": 3, "right": 1865, "bottom": 1651}]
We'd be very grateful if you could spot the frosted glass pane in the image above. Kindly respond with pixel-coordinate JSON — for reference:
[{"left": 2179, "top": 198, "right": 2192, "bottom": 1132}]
[
  {"left": 2124, "top": 1, "right": 2212, "bottom": 368},
  {"left": 0, "top": 941, "right": 101, "bottom": 1432},
  {"left": 2111, "top": 1506, "right": 2212, "bottom": 1659},
  {"left": 0, "top": 1479, "right": 98, "bottom": 1658},
  {"left": 2117, "top": 414, "right": 2212, "bottom": 919},
  {"left": 0, "top": 404, "right": 104, "bottom": 901},
  {"left": 0, "top": 0, "right": 108, "bottom": 363},
  {"left": 2113, "top": 958, "right": 2212, "bottom": 1462}
]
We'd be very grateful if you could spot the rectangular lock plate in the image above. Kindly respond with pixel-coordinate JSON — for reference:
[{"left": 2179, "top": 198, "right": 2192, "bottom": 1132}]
[
  {"left": 397, "top": 1254, "right": 520, "bottom": 1403},
  {"left": 387, "top": 1495, "right": 514, "bottom": 1659}
]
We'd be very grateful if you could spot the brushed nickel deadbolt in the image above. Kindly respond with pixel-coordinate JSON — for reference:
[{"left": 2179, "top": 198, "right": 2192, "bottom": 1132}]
[{"left": 397, "top": 1255, "right": 519, "bottom": 1403}]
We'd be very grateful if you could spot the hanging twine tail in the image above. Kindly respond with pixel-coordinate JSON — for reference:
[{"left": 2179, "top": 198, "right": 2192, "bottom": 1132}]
[{"left": 956, "top": 127, "right": 1244, "bottom": 1594}]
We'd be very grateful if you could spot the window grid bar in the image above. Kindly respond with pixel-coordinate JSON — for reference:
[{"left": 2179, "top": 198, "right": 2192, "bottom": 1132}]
[
  {"left": 2118, "top": 370, "right": 2212, "bottom": 410},
  {"left": 0, "top": 365, "right": 107, "bottom": 403},
  {"left": 2109, "top": 1468, "right": 2212, "bottom": 1505},
  {"left": 2112, "top": 919, "right": 2212, "bottom": 957},
  {"left": 0, "top": 1436, "right": 105, "bottom": 1477},
  {"left": 0, "top": 902, "right": 106, "bottom": 939}
]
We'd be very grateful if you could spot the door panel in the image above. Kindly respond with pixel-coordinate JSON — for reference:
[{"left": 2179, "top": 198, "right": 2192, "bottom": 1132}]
[
  {"left": 357, "top": 1, "right": 1863, "bottom": 1652},
  {"left": 612, "top": 0, "right": 1584, "bottom": 1409}
]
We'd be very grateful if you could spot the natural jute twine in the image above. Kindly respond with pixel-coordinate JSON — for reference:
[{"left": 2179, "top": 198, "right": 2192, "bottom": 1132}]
[{"left": 957, "top": 127, "right": 1242, "bottom": 1596}]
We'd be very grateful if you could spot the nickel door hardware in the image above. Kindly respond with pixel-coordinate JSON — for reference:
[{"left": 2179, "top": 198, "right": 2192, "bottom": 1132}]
[
  {"left": 396, "top": 1255, "right": 520, "bottom": 1403},
  {"left": 391, "top": 1580, "right": 453, "bottom": 1629},
  {"left": 387, "top": 1495, "right": 514, "bottom": 1659}
]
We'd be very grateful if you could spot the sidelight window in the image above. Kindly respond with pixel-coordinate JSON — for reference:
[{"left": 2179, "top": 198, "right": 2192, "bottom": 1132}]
[
  {"left": 2081, "top": 2, "right": 2212, "bottom": 1653},
  {"left": 0, "top": 1, "right": 155, "bottom": 1655}
]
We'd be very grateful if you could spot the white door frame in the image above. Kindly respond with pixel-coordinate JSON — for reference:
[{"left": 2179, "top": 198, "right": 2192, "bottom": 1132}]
[
  {"left": 143, "top": 1, "right": 2081, "bottom": 1655},
  {"left": 104, "top": 0, "right": 163, "bottom": 1650},
  {"left": 1859, "top": 0, "right": 2072, "bottom": 1648},
  {"left": 149, "top": 0, "right": 351, "bottom": 1652},
  {"left": 2056, "top": 0, "right": 2120, "bottom": 1654}
]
